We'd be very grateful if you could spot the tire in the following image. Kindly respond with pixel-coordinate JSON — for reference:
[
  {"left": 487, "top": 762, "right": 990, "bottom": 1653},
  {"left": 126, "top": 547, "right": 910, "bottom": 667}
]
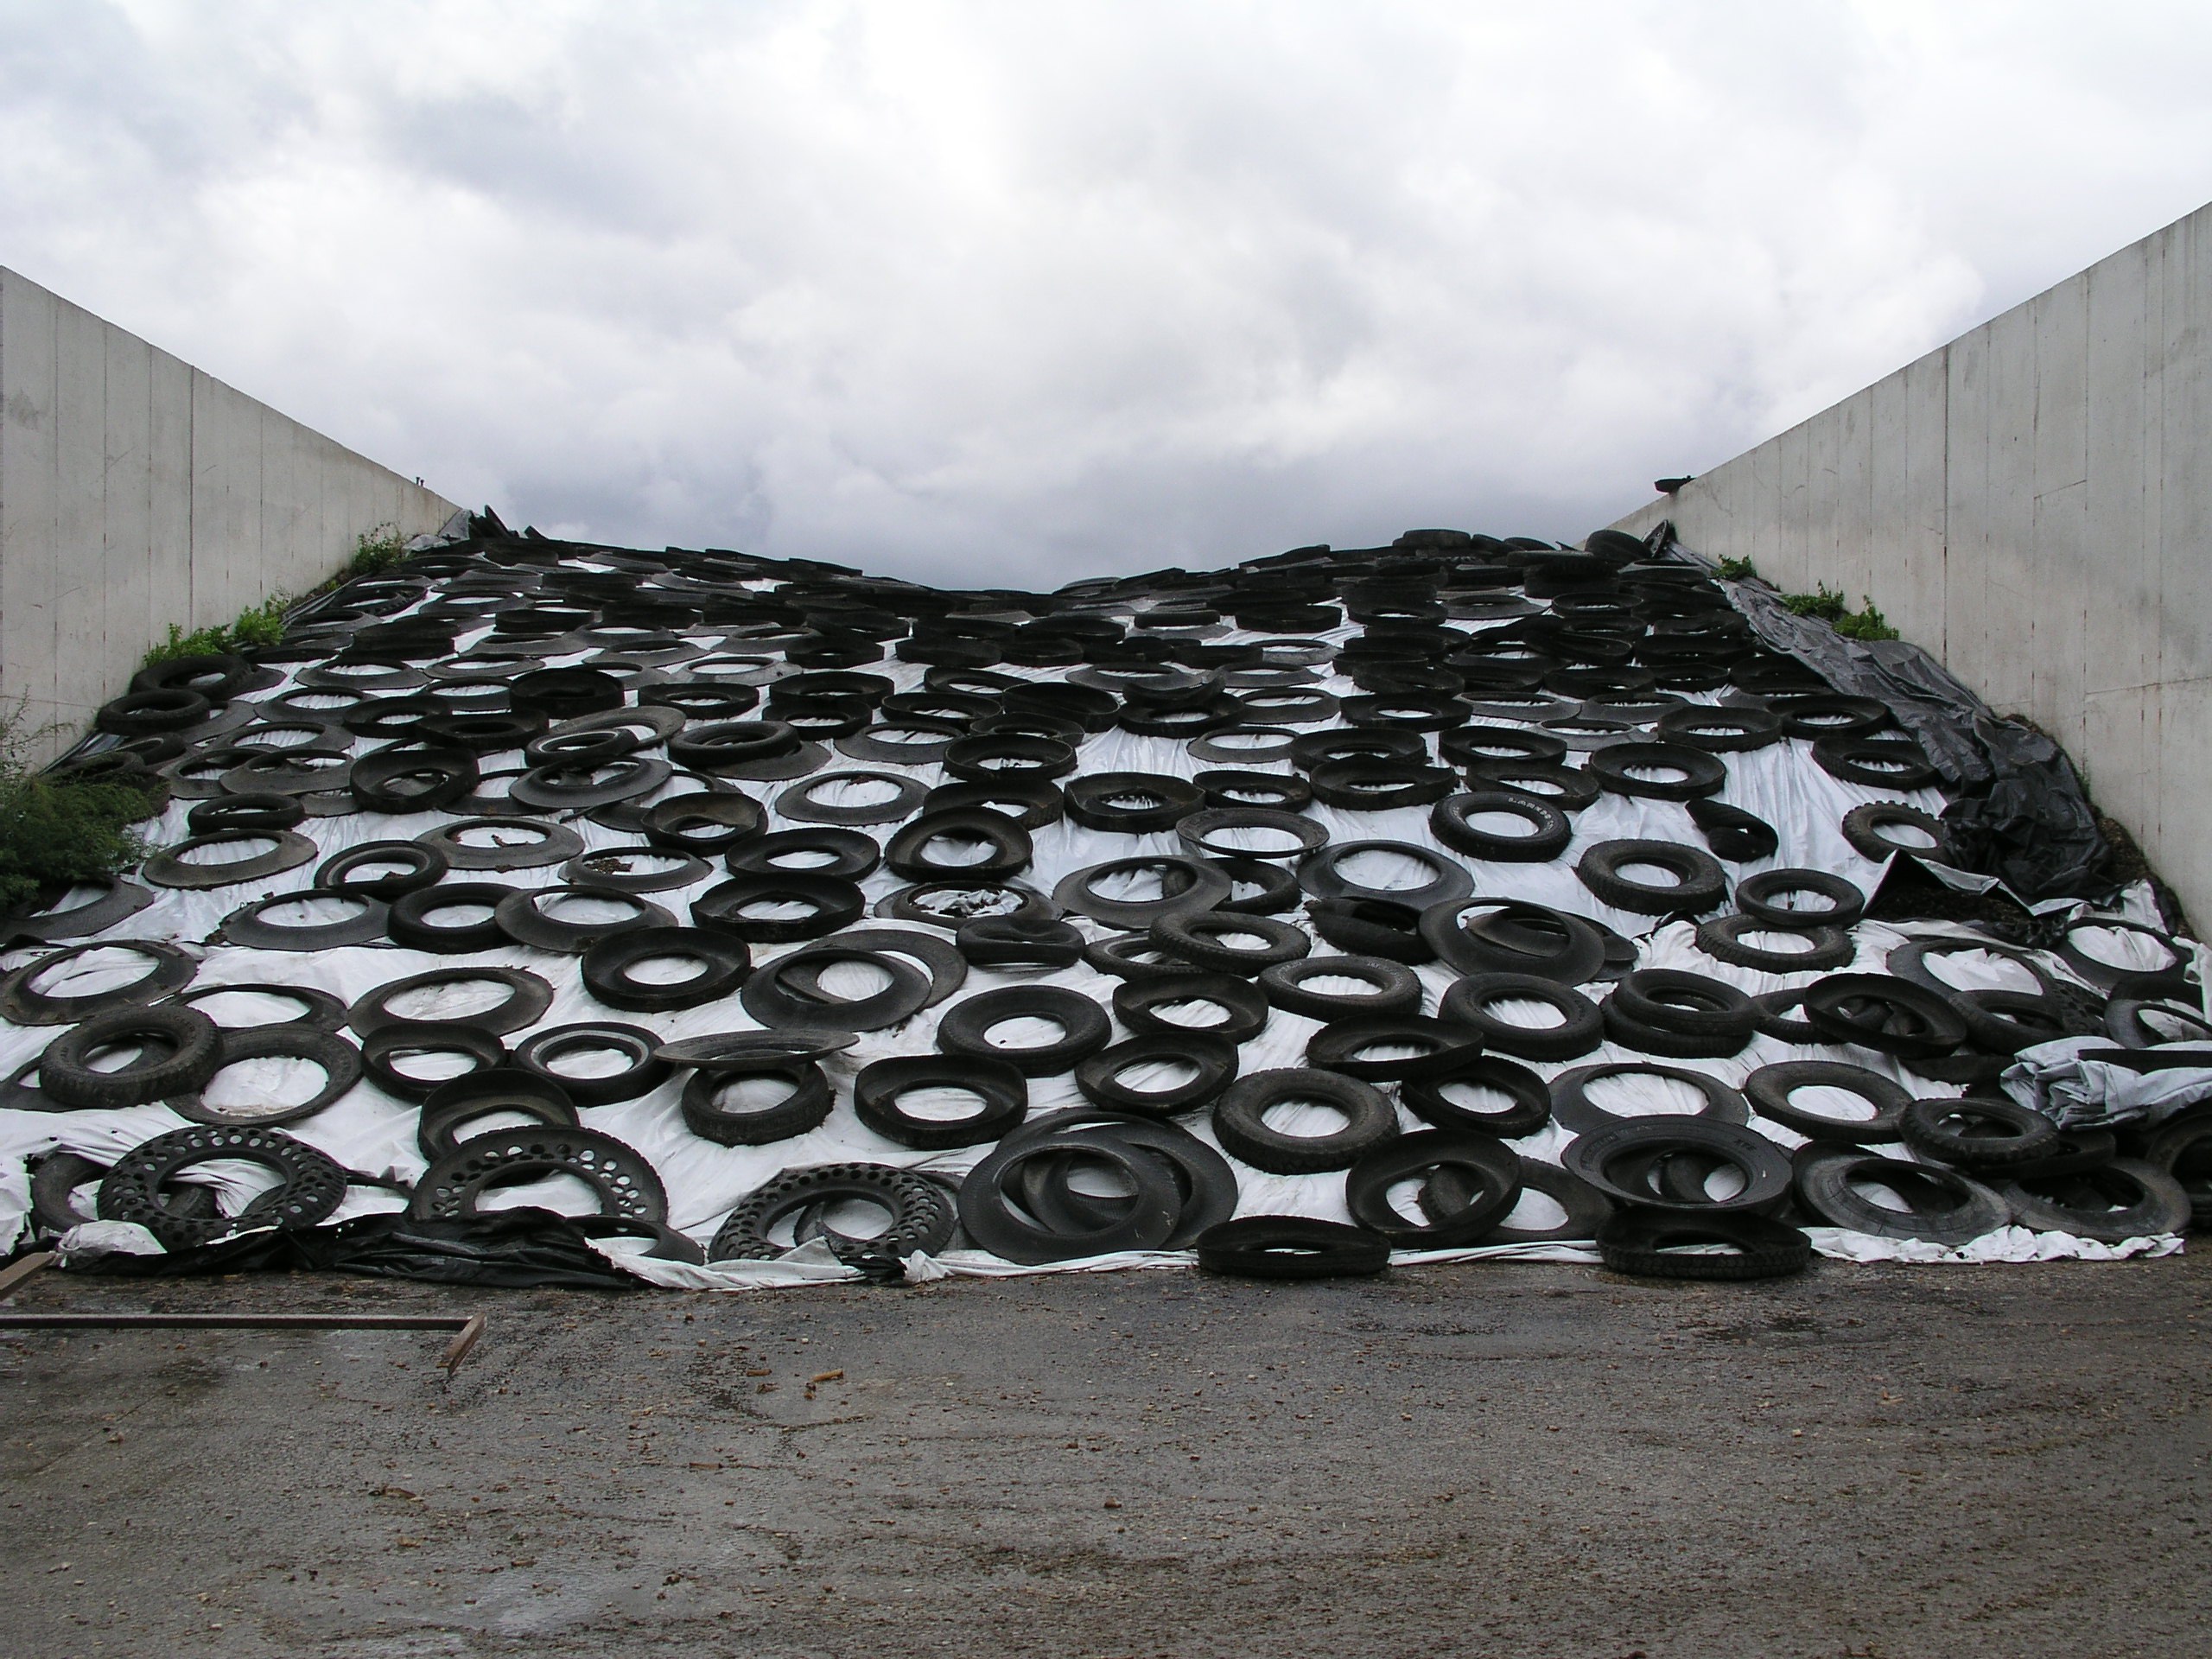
[
  {"left": 2142, "top": 1114, "right": 2212, "bottom": 1230},
  {"left": 40, "top": 1003, "right": 222, "bottom": 1109},
  {"left": 680, "top": 1063, "right": 835, "bottom": 1146},
  {"left": 711, "top": 1163, "right": 957, "bottom": 1266},
  {"left": 581, "top": 925, "right": 751, "bottom": 1013},
  {"left": 346, "top": 966, "right": 555, "bottom": 1039},
  {"left": 1345, "top": 1130, "right": 1522, "bottom": 1245},
  {"left": 1549, "top": 1062, "right": 1749, "bottom": 1135},
  {"left": 1195, "top": 1216, "right": 1390, "bottom": 1279},
  {"left": 97, "top": 1124, "right": 348, "bottom": 1249},
  {"left": 1074, "top": 1033, "right": 1239, "bottom": 1117},
  {"left": 387, "top": 881, "right": 517, "bottom": 953},
  {"left": 1400, "top": 1053, "right": 1553, "bottom": 1138},
  {"left": 1307, "top": 898, "right": 1433, "bottom": 963},
  {"left": 1211, "top": 1068, "right": 1401, "bottom": 1174},
  {"left": 316, "top": 839, "right": 451, "bottom": 901},
  {"left": 168, "top": 1024, "right": 363, "bottom": 1128},
  {"left": 1812, "top": 733, "right": 1938, "bottom": 790},
  {"left": 512, "top": 1022, "right": 670, "bottom": 1106},
  {"left": 1148, "top": 910, "right": 1311, "bottom": 976},
  {"left": 1583, "top": 741, "right": 1728, "bottom": 801},
  {"left": 1997, "top": 1159, "right": 2192, "bottom": 1243},
  {"left": 1563, "top": 1118, "right": 1794, "bottom": 1213},
  {"left": 854, "top": 1055, "right": 1028, "bottom": 1150},
  {"left": 1605, "top": 969, "right": 1757, "bottom": 1042},
  {"left": 361, "top": 1022, "right": 508, "bottom": 1103},
  {"left": 1597, "top": 1207, "right": 1811, "bottom": 1280},
  {"left": 1898, "top": 1095, "right": 2061, "bottom": 1168},
  {"left": 1686, "top": 798, "right": 1779, "bottom": 862},
  {"left": 1258, "top": 956, "right": 1424, "bottom": 1021},
  {"left": 936, "top": 986, "right": 1112, "bottom": 1077},
  {"left": 1842, "top": 802, "right": 1947, "bottom": 863},
  {"left": 1733, "top": 869, "right": 1866, "bottom": 930},
  {"left": 1425, "top": 1160, "right": 1613, "bottom": 1244},
  {"left": 1576, "top": 840, "right": 1727, "bottom": 916},
  {"left": 1438, "top": 974, "right": 1604, "bottom": 1062},
  {"left": 1695, "top": 914, "right": 1854, "bottom": 973},
  {"left": 1429, "top": 791, "right": 1573, "bottom": 862},
  {"left": 1653, "top": 705, "right": 1782, "bottom": 753},
  {"left": 1793, "top": 1147, "right": 2008, "bottom": 1244},
  {"left": 1745, "top": 1062, "right": 1910, "bottom": 1142},
  {"left": 1802, "top": 974, "right": 1970, "bottom": 1059},
  {"left": 1112, "top": 974, "right": 1273, "bottom": 1046}
]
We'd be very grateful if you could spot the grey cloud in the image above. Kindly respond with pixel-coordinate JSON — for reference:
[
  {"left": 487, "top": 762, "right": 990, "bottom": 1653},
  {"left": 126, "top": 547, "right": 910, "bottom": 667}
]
[{"left": 0, "top": 2, "right": 2204, "bottom": 584}]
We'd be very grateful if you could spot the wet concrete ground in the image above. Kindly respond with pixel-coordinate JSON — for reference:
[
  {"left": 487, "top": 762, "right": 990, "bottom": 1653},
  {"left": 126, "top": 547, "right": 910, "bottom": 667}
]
[{"left": 3, "top": 1252, "right": 2207, "bottom": 1657}]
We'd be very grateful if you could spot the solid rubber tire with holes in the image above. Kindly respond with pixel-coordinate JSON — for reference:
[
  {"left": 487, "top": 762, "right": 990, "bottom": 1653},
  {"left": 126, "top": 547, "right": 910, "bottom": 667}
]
[
  {"left": 97, "top": 1125, "right": 346, "bottom": 1249},
  {"left": 711, "top": 1163, "right": 957, "bottom": 1266}
]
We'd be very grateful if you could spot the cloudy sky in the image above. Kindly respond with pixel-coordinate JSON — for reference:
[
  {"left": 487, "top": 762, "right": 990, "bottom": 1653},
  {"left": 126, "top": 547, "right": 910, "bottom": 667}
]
[{"left": 3, "top": 3, "right": 2209, "bottom": 585}]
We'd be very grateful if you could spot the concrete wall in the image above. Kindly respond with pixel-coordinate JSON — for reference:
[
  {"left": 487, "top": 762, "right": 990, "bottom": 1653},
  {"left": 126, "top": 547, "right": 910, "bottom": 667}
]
[
  {"left": 0, "top": 266, "right": 458, "bottom": 753},
  {"left": 1605, "top": 199, "right": 2212, "bottom": 918}
]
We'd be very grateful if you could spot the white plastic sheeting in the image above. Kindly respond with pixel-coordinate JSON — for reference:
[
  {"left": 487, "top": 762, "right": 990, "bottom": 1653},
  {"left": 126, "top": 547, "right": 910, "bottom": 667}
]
[{"left": 0, "top": 572, "right": 2187, "bottom": 1282}]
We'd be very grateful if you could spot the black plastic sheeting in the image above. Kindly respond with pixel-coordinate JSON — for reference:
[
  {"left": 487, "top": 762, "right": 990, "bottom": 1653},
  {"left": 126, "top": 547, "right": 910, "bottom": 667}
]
[
  {"left": 1645, "top": 521, "right": 2110, "bottom": 901},
  {"left": 64, "top": 1210, "right": 642, "bottom": 1291}
]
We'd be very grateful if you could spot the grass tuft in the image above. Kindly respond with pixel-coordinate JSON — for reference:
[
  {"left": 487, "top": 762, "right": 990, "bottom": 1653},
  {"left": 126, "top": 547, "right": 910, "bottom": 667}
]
[{"left": 0, "top": 709, "right": 152, "bottom": 913}]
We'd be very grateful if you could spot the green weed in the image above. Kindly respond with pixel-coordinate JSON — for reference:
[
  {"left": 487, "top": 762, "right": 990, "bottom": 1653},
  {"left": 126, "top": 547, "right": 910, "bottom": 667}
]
[{"left": 0, "top": 709, "right": 153, "bottom": 913}]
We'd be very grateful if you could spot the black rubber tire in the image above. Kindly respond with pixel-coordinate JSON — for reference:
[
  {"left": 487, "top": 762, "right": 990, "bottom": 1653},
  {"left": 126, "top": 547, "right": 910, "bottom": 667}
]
[
  {"left": 854, "top": 1055, "right": 1028, "bottom": 1149},
  {"left": 349, "top": 743, "right": 480, "bottom": 812},
  {"left": 495, "top": 887, "right": 674, "bottom": 954},
  {"left": 937, "top": 986, "right": 1112, "bottom": 1077},
  {"left": 1948, "top": 988, "right": 2079, "bottom": 1055},
  {"left": 561, "top": 846, "right": 712, "bottom": 894},
  {"left": 1259, "top": 956, "right": 1424, "bottom": 1021},
  {"left": 1112, "top": 974, "right": 1273, "bottom": 1046},
  {"left": 168, "top": 1023, "right": 364, "bottom": 1128},
  {"left": 1686, "top": 798, "right": 1779, "bottom": 862},
  {"left": 995, "top": 1109, "right": 1238, "bottom": 1248},
  {"left": 1997, "top": 1159, "right": 2192, "bottom": 1242},
  {"left": 680, "top": 1061, "right": 835, "bottom": 1146},
  {"left": 38, "top": 1002, "right": 223, "bottom": 1109},
  {"left": 1211, "top": 1067, "right": 1401, "bottom": 1174},
  {"left": 1899, "top": 1095, "right": 2062, "bottom": 1168},
  {"left": 1147, "top": 910, "right": 1311, "bottom": 976},
  {"left": 510, "top": 1022, "right": 668, "bottom": 1106},
  {"left": 1653, "top": 705, "right": 1783, "bottom": 753},
  {"left": 1563, "top": 1118, "right": 1794, "bottom": 1213},
  {"left": 1842, "top": 802, "right": 1948, "bottom": 863},
  {"left": 1195, "top": 1216, "right": 1390, "bottom": 1279},
  {"left": 188, "top": 792, "right": 306, "bottom": 836},
  {"left": 1576, "top": 840, "right": 1727, "bottom": 916},
  {"left": 1464, "top": 758, "right": 1604, "bottom": 814},
  {"left": 1606, "top": 969, "right": 1758, "bottom": 1042},
  {"left": 1744, "top": 1062, "right": 1910, "bottom": 1143},
  {"left": 1427, "top": 1160, "right": 1613, "bottom": 1244},
  {"left": 143, "top": 829, "right": 318, "bottom": 890},
  {"left": 1064, "top": 772, "right": 1205, "bottom": 834},
  {"left": 1584, "top": 741, "right": 1728, "bottom": 801},
  {"left": 361, "top": 1021, "right": 507, "bottom": 1103},
  {"left": 1420, "top": 899, "right": 1607, "bottom": 985},
  {"left": 1074, "top": 1032, "right": 1239, "bottom": 1117},
  {"left": 1429, "top": 792, "right": 1573, "bottom": 862},
  {"left": 1802, "top": 974, "right": 1970, "bottom": 1059},
  {"left": 1052, "top": 857, "right": 1232, "bottom": 928},
  {"left": 1597, "top": 1207, "right": 1811, "bottom": 1280},
  {"left": 958, "top": 1134, "right": 1182, "bottom": 1262},
  {"left": 1399, "top": 1053, "right": 1552, "bottom": 1138},
  {"left": 1193, "top": 769, "right": 1314, "bottom": 813},
  {"left": 1695, "top": 914, "right": 1855, "bottom": 973},
  {"left": 1296, "top": 841, "right": 1474, "bottom": 911},
  {"left": 1175, "top": 806, "right": 1330, "bottom": 862},
  {"left": 346, "top": 967, "right": 555, "bottom": 1039},
  {"left": 97, "top": 687, "right": 213, "bottom": 735},
  {"left": 1812, "top": 733, "right": 1939, "bottom": 790},
  {"left": 1793, "top": 1147, "right": 2008, "bottom": 1244},
  {"left": 1601, "top": 1001, "right": 1751, "bottom": 1059},
  {"left": 955, "top": 916, "right": 1086, "bottom": 970},
  {"left": 2054, "top": 920, "right": 2192, "bottom": 999},
  {"left": 1307, "top": 898, "right": 1433, "bottom": 964},
  {"left": 412, "top": 1122, "right": 667, "bottom": 1221},
  {"left": 413, "top": 1068, "right": 581, "bottom": 1160},
  {"left": 2107, "top": 998, "right": 2212, "bottom": 1049},
  {"left": 97, "top": 1124, "right": 348, "bottom": 1249},
  {"left": 740, "top": 943, "right": 934, "bottom": 1033},
  {"left": 2141, "top": 1114, "right": 2212, "bottom": 1230},
  {"left": 578, "top": 925, "right": 751, "bottom": 1013},
  {"left": 386, "top": 881, "right": 517, "bottom": 954},
  {"left": 416, "top": 816, "right": 585, "bottom": 872},
  {"left": 1549, "top": 1062, "right": 1750, "bottom": 1135},
  {"left": 712, "top": 1163, "right": 957, "bottom": 1266},
  {"left": 1345, "top": 1129, "right": 1522, "bottom": 1245},
  {"left": 316, "top": 839, "right": 451, "bottom": 901},
  {"left": 1734, "top": 869, "right": 1866, "bottom": 929},
  {"left": 1304, "top": 1015, "right": 1484, "bottom": 1081},
  {"left": 639, "top": 791, "right": 767, "bottom": 855},
  {"left": 0, "top": 939, "right": 198, "bottom": 1027},
  {"left": 1437, "top": 974, "right": 1604, "bottom": 1062},
  {"left": 885, "top": 809, "right": 1034, "bottom": 882},
  {"left": 691, "top": 872, "right": 865, "bottom": 944}
]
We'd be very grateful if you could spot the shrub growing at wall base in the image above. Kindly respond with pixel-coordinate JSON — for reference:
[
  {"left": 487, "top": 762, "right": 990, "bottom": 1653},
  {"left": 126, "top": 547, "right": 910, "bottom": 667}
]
[
  {"left": 1781, "top": 582, "right": 1899, "bottom": 642},
  {"left": 0, "top": 713, "right": 151, "bottom": 912},
  {"left": 142, "top": 595, "right": 289, "bottom": 666}
]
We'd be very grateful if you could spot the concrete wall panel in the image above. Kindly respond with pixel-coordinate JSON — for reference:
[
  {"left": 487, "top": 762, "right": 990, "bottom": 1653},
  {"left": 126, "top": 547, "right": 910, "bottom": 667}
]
[
  {"left": 1603, "top": 199, "right": 2212, "bottom": 921},
  {"left": 0, "top": 266, "right": 460, "bottom": 756}
]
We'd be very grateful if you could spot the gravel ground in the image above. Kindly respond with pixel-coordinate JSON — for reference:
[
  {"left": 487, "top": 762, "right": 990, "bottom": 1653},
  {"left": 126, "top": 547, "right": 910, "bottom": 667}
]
[{"left": 3, "top": 1253, "right": 2209, "bottom": 1657}]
